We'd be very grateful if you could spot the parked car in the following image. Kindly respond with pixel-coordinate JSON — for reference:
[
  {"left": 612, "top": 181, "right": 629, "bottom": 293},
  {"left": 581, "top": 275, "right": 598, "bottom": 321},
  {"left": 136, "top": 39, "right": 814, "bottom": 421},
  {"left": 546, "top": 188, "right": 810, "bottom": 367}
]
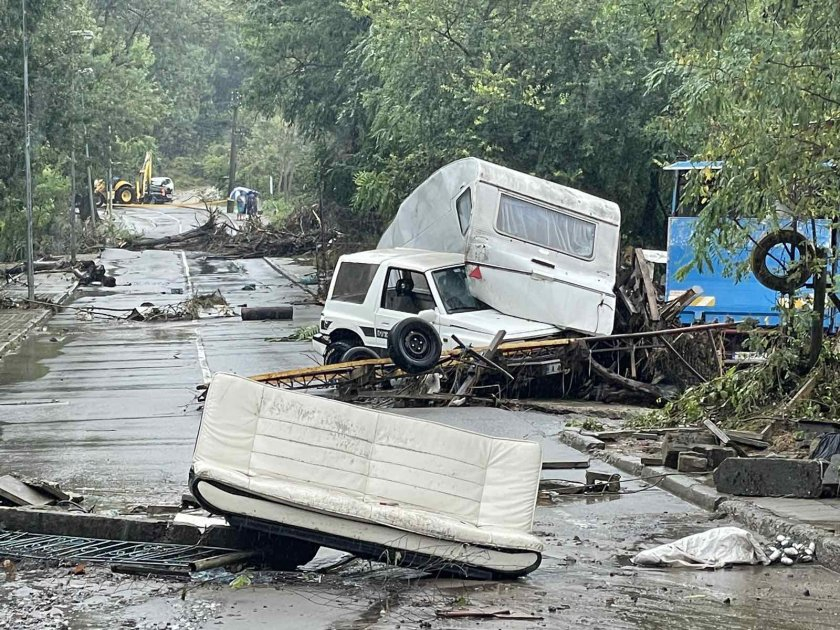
[
  {"left": 313, "top": 248, "right": 561, "bottom": 369},
  {"left": 150, "top": 176, "right": 174, "bottom": 197}
]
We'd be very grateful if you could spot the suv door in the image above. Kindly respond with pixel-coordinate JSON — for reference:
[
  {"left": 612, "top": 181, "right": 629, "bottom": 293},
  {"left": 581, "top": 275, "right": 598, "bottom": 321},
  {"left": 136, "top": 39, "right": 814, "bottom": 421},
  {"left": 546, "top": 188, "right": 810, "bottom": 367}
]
[{"left": 374, "top": 268, "right": 438, "bottom": 341}]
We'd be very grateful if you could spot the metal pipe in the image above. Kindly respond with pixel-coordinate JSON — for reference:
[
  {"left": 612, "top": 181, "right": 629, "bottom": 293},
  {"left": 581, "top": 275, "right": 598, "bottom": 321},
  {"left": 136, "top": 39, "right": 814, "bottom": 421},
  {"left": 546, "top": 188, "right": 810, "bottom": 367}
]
[{"left": 578, "top": 320, "right": 739, "bottom": 343}]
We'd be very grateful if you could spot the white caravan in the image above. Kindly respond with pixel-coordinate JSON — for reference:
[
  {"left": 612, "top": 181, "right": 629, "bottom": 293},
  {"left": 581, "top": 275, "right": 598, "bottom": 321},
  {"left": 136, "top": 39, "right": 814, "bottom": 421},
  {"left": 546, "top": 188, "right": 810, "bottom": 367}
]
[{"left": 378, "top": 158, "right": 620, "bottom": 335}]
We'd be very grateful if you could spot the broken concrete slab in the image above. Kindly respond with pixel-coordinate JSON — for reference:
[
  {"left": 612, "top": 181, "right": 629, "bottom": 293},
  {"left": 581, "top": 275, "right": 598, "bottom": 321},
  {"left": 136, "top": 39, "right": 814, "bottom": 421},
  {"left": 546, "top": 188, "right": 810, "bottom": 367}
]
[
  {"left": 714, "top": 458, "right": 825, "bottom": 498},
  {"left": 822, "top": 454, "right": 840, "bottom": 489},
  {"left": 690, "top": 445, "right": 738, "bottom": 469},
  {"left": 0, "top": 476, "right": 54, "bottom": 506},
  {"left": 678, "top": 452, "right": 709, "bottom": 473},
  {"left": 0, "top": 506, "right": 242, "bottom": 549}
]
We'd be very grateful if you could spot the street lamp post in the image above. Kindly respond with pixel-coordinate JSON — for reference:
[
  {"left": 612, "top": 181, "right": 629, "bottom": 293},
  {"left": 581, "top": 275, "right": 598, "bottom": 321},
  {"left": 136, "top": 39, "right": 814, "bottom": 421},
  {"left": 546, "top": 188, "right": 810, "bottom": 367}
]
[{"left": 22, "top": 0, "right": 35, "bottom": 302}]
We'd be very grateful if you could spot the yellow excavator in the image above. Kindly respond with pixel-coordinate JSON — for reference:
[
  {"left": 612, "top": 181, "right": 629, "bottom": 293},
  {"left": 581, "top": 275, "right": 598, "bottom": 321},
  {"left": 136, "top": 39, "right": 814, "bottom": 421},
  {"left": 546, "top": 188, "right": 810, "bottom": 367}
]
[{"left": 94, "top": 152, "right": 170, "bottom": 207}]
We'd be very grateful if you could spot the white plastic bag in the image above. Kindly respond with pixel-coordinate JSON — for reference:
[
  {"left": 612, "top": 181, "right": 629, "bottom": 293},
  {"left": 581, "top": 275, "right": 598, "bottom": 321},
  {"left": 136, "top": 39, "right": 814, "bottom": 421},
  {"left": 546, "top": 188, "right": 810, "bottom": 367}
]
[{"left": 631, "top": 526, "right": 770, "bottom": 569}]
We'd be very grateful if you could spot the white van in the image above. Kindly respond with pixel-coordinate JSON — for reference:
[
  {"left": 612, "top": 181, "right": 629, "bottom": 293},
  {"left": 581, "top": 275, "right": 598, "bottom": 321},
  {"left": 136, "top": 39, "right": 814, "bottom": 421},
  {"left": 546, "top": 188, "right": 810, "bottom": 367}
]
[{"left": 378, "top": 158, "right": 620, "bottom": 335}]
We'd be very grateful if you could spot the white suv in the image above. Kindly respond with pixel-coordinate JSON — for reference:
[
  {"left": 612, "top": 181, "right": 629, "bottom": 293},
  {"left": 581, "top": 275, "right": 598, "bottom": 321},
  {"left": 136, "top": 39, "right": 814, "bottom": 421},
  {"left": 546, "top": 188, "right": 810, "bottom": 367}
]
[{"left": 314, "top": 249, "right": 560, "bottom": 366}]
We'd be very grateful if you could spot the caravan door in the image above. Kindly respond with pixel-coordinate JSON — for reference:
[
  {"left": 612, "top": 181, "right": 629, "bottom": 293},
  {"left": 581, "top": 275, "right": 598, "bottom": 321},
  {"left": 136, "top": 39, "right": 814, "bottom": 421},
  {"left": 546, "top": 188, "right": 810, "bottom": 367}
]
[{"left": 465, "top": 187, "right": 619, "bottom": 335}]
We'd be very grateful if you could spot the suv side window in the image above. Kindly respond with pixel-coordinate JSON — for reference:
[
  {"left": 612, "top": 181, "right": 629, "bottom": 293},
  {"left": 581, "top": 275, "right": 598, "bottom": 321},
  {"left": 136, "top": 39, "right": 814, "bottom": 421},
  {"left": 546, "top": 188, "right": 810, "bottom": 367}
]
[
  {"left": 381, "top": 268, "right": 436, "bottom": 314},
  {"left": 331, "top": 262, "right": 378, "bottom": 304}
]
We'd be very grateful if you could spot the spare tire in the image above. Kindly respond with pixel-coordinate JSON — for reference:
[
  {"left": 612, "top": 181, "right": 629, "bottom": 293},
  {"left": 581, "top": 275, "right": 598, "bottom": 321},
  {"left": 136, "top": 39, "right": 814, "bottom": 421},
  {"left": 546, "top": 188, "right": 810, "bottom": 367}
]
[
  {"left": 387, "top": 317, "right": 442, "bottom": 374},
  {"left": 341, "top": 346, "right": 380, "bottom": 362},
  {"left": 750, "top": 229, "right": 816, "bottom": 293}
]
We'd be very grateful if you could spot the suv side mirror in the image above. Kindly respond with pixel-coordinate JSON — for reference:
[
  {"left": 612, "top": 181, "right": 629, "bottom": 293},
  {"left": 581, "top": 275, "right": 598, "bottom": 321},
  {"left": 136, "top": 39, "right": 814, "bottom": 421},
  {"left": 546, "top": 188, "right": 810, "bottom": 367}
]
[{"left": 418, "top": 309, "right": 437, "bottom": 323}]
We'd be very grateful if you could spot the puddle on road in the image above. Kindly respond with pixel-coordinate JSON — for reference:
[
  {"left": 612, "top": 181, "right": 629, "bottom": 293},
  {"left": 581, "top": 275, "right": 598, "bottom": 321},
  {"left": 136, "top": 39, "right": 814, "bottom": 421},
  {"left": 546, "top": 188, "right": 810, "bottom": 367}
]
[
  {"left": 0, "top": 331, "right": 68, "bottom": 387},
  {"left": 194, "top": 256, "right": 243, "bottom": 276}
]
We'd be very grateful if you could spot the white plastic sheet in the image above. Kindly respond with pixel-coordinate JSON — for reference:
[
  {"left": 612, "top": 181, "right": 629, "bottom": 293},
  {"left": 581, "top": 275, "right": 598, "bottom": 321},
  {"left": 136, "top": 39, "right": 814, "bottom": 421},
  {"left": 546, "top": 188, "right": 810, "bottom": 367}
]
[{"left": 631, "top": 526, "right": 770, "bottom": 569}]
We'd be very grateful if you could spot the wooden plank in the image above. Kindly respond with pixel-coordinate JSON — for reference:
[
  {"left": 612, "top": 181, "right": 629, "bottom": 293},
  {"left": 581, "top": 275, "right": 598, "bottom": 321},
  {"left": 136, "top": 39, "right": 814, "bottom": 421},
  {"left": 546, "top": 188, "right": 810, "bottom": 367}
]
[
  {"left": 726, "top": 430, "right": 771, "bottom": 449},
  {"left": 703, "top": 418, "right": 731, "bottom": 444},
  {"left": 635, "top": 247, "right": 661, "bottom": 321},
  {"left": 0, "top": 476, "right": 54, "bottom": 506},
  {"left": 707, "top": 329, "right": 725, "bottom": 377},
  {"left": 703, "top": 419, "right": 749, "bottom": 456}
]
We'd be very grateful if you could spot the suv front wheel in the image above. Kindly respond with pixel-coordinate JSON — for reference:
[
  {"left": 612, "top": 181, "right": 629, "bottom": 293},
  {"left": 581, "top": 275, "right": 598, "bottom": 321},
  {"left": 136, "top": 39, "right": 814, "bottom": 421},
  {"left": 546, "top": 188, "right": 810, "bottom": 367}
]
[{"left": 324, "top": 339, "right": 357, "bottom": 365}]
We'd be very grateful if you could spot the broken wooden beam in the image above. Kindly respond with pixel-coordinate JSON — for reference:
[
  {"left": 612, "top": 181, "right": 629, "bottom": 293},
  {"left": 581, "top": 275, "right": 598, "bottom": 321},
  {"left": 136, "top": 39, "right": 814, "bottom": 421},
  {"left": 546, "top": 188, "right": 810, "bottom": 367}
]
[{"left": 588, "top": 357, "right": 671, "bottom": 400}]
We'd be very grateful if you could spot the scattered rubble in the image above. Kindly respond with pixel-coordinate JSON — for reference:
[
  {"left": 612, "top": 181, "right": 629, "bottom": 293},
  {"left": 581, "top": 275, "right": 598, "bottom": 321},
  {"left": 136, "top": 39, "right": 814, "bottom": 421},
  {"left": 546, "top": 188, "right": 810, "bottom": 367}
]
[
  {"left": 0, "top": 476, "right": 79, "bottom": 508},
  {"left": 765, "top": 535, "right": 816, "bottom": 565}
]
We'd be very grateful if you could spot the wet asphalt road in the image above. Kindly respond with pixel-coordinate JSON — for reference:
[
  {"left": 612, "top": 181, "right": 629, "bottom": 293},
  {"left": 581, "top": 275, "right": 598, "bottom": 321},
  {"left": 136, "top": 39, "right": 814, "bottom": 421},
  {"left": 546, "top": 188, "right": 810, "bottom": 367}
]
[
  {"left": 0, "top": 204, "right": 321, "bottom": 507},
  {"left": 2, "top": 204, "right": 840, "bottom": 628}
]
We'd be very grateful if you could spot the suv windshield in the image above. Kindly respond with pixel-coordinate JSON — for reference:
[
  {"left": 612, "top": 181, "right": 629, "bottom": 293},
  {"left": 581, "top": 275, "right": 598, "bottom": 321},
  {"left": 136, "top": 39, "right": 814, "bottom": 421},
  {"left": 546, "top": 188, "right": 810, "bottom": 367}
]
[{"left": 432, "top": 266, "right": 488, "bottom": 314}]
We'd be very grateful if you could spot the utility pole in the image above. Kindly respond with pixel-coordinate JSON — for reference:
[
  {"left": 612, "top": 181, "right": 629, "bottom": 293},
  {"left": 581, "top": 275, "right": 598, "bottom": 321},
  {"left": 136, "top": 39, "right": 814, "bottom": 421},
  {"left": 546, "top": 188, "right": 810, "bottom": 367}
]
[
  {"left": 69, "top": 146, "right": 77, "bottom": 265},
  {"left": 226, "top": 101, "right": 238, "bottom": 214},
  {"left": 82, "top": 91, "right": 96, "bottom": 230},
  {"left": 107, "top": 124, "right": 113, "bottom": 223},
  {"left": 22, "top": 0, "right": 35, "bottom": 302}
]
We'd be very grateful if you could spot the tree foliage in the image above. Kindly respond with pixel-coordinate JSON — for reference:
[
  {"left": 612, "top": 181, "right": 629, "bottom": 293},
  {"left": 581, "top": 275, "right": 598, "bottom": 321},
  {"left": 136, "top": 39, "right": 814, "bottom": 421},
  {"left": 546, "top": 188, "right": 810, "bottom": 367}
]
[
  {"left": 242, "top": 0, "right": 669, "bottom": 241},
  {"left": 652, "top": 0, "right": 840, "bottom": 272}
]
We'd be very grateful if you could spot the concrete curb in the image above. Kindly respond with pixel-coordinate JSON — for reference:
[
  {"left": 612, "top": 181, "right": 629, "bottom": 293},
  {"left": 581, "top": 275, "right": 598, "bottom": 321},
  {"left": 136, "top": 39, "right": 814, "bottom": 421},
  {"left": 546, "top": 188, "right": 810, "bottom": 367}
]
[
  {"left": 559, "top": 438, "right": 840, "bottom": 573},
  {"left": 598, "top": 450, "right": 724, "bottom": 512},
  {"left": 0, "top": 309, "right": 52, "bottom": 362},
  {"left": 0, "top": 281, "right": 78, "bottom": 362},
  {"left": 557, "top": 429, "right": 605, "bottom": 452}
]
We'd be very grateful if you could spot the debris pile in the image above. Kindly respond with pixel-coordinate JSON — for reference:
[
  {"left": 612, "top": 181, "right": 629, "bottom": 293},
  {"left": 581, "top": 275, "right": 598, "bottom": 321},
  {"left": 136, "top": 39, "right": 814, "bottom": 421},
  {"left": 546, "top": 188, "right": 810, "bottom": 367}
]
[
  {"left": 126, "top": 290, "right": 233, "bottom": 322},
  {"left": 72, "top": 260, "right": 116, "bottom": 287},
  {"left": 123, "top": 208, "right": 336, "bottom": 259}
]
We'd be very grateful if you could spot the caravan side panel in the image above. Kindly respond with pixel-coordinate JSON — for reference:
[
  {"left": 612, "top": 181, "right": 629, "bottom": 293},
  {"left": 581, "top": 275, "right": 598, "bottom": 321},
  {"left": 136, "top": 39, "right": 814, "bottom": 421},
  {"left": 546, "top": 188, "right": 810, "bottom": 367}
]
[{"left": 465, "top": 183, "right": 619, "bottom": 335}]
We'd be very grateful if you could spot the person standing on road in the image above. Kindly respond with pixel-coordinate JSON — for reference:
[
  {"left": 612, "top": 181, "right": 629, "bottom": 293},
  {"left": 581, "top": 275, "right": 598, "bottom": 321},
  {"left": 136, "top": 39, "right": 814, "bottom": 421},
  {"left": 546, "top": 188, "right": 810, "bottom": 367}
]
[
  {"left": 235, "top": 190, "right": 247, "bottom": 220},
  {"left": 246, "top": 190, "right": 259, "bottom": 218}
]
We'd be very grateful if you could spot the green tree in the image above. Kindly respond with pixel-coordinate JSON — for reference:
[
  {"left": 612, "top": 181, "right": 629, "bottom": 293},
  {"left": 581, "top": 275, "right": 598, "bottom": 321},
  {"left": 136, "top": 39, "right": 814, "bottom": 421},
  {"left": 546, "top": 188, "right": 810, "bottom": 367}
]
[{"left": 651, "top": 0, "right": 840, "bottom": 273}]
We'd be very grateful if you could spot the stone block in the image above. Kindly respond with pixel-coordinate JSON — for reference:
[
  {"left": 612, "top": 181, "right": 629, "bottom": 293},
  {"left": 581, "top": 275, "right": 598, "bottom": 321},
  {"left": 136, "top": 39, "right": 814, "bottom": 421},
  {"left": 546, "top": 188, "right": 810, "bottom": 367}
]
[
  {"left": 714, "top": 458, "right": 824, "bottom": 498},
  {"left": 822, "top": 454, "right": 840, "bottom": 487},
  {"left": 677, "top": 452, "right": 709, "bottom": 473},
  {"left": 690, "top": 445, "right": 738, "bottom": 469},
  {"left": 661, "top": 441, "right": 692, "bottom": 468}
]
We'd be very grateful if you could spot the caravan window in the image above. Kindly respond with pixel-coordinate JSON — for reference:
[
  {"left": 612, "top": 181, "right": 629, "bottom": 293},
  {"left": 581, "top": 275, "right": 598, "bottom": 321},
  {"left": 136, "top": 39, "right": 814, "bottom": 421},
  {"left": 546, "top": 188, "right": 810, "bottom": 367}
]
[
  {"left": 456, "top": 189, "right": 472, "bottom": 235},
  {"left": 496, "top": 194, "right": 596, "bottom": 259}
]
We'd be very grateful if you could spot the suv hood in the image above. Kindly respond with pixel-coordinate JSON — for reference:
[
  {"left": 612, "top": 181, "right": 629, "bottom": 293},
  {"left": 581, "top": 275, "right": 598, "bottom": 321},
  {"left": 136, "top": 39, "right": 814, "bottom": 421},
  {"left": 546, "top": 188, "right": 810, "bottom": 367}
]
[{"left": 445, "top": 309, "right": 560, "bottom": 339}]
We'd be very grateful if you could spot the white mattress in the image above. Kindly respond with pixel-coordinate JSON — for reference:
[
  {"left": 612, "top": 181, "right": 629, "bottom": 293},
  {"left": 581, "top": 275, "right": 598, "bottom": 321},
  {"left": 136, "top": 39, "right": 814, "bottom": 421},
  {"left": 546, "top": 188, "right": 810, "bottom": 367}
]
[{"left": 192, "top": 373, "right": 543, "bottom": 556}]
